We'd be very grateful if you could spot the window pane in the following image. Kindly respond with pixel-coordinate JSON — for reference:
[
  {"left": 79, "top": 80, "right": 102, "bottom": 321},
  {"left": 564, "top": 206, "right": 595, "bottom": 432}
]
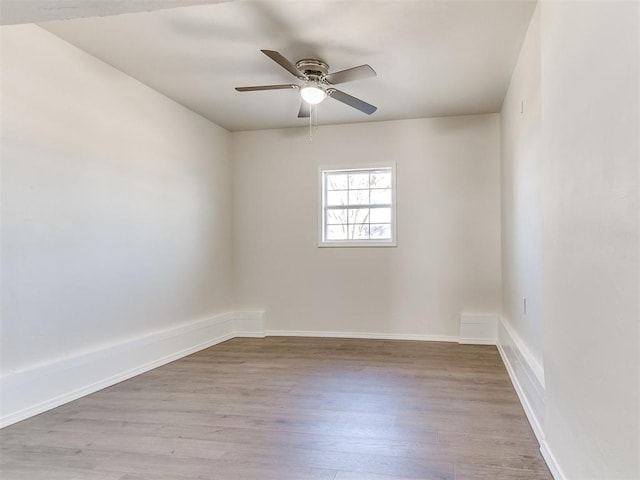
[
  {"left": 370, "top": 188, "right": 391, "bottom": 205},
  {"left": 370, "top": 207, "right": 391, "bottom": 223},
  {"left": 349, "top": 224, "right": 370, "bottom": 240},
  {"left": 348, "top": 208, "right": 369, "bottom": 224},
  {"left": 370, "top": 172, "right": 391, "bottom": 189},
  {"left": 327, "top": 190, "right": 348, "bottom": 206},
  {"left": 348, "top": 173, "right": 369, "bottom": 189},
  {"left": 369, "top": 223, "right": 391, "bottom": 240},
  {"left": 326, "top": 209, "right": 347, "bottom": 225},
  {"left": 370, "top": 224, "right": 391, "bottom": 239},
  {"left": 326, "top": 225, "right": 347, "bottom": 240},
  {"left": 348, "top": 189, "right": 369, "bottom": 205},
  {"left": 326, "top": 174, "right": 348, "bottom": 191}
]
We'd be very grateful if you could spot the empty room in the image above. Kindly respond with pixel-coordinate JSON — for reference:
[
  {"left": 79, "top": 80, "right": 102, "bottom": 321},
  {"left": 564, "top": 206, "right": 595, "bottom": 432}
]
[{"left": 1, "top": 0, "right": 638, "bottom": 479}]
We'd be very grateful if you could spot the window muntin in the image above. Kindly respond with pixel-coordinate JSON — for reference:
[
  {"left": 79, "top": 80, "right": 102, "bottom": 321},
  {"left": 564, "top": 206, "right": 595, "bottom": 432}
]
[{"left": 320, "top": 165, "right": 396, "bottom": 247}]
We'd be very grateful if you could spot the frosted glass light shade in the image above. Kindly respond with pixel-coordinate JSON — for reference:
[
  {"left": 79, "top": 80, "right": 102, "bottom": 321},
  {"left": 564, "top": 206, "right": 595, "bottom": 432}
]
[{"left": 300, "top": 85, "right": 326, "bottom": 105}]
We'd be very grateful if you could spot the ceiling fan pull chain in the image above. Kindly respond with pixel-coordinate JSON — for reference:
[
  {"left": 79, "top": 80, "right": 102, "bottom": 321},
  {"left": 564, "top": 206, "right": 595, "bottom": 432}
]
[
  {"left": 309, "top": 104, "right": 313, "bottom": 141},
  {"left": 314, "top": 103, "right": 318, "bottom": 132}
]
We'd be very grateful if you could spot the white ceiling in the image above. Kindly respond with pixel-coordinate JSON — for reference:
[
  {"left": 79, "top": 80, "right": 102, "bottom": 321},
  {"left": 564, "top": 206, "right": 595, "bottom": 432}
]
[
  {"left": 0, "top": 0, "right": 231, "bottom": 26},
  {"left": 37, "top": 0, "right": 536, "bottom": 132}
]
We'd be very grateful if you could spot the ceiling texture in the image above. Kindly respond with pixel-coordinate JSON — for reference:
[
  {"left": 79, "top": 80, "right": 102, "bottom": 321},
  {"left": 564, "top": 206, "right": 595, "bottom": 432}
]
[{"left": 30, "top": 0, "right": 536, "bottom": 131}]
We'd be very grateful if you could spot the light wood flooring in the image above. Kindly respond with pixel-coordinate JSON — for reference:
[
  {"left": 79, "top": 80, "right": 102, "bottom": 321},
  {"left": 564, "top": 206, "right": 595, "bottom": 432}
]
[{"left": 0, "top": 337, "right": 552, "bottom": 479}]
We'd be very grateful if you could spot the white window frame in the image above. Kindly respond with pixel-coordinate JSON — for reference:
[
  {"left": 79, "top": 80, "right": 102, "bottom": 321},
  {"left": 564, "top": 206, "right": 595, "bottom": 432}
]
[{"left": 318, "top": 163, "right": 397, "bottom": 248}]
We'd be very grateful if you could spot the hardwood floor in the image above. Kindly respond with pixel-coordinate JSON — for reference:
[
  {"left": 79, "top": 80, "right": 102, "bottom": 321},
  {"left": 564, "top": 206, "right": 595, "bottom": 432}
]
[{"left": 0, "top": 337, "right": 552, "bottom": 479}]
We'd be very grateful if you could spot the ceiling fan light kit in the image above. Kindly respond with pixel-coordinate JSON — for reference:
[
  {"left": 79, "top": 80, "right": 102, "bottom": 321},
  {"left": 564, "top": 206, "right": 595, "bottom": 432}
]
[
  {"left": 300, "top": 83, "right": 326, "bottom": 105},
  {"left": 236, "top": 49, "right": 377, "bottom": 118}
]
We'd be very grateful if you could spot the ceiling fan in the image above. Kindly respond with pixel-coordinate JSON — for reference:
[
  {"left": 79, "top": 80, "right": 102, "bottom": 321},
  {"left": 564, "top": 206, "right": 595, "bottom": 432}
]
[{"left": 235, "top": 50, "right": 377, "bottom": 118}]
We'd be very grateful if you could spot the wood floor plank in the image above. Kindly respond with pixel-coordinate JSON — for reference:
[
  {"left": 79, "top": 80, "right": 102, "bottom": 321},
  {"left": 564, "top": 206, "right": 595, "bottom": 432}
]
[{"left": 0, "top": 337, "right": 552, "bottom": 479}]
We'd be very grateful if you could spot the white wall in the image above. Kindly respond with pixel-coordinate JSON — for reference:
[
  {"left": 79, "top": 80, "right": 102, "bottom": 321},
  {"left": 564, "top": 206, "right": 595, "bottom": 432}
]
[
  {"left": 1, "top": 25, "right": 233, "bottom": 375},
  {"left": 539, "top": 1, "right": 639, "bottom": 478},
  {"left": 232, "top": 116, "right": 502, "bottom": 338},
  {"left": 502, "top": 2, "right": 640, "bottom": 477},
  {"left": 500, "top": 3, "right": 542, "bottom": 366},
  {"left": 498, "top": 3, "right": 546, "bottom": 439}
]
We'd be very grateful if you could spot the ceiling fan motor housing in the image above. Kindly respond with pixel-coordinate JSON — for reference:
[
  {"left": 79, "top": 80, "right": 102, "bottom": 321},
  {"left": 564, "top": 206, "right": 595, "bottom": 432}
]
[{"left": 295, "top": 59, "right": 329, "bottom": 82}]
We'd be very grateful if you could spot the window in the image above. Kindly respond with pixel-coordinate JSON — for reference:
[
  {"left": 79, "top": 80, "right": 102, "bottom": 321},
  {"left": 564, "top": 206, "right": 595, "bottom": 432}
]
[{"left": 319, "top": 165, "right": 396, "bottom": 247}]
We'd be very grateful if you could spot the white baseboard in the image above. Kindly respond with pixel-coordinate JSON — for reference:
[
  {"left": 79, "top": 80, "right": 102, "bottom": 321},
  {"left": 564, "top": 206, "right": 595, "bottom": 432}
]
[
  {"left": 541, "top": 440, "right": 566, "bottom": 480},
  {"left": 458, "top": 314, "right": 498, "bottom": 345},
  {"left": 495, "top": 318, "right": 565, "bottom": 479},
  {"left": 2, "top": 311, "right": 561, "bottom": 479},
  {"left": 234, "top": 310, "right": 267, "bottom": 337},
  {"left": 0, "top": 310, "right": 265, "bottom": 428},
  {"left": 265, "top": 330, "right": 459, "bottom": 343},
  {"left": 2, "top": 311, "right": 563, "bottom": 480},
  {"left": 496, "top": 316, "right": 545, "bottom": 445}
]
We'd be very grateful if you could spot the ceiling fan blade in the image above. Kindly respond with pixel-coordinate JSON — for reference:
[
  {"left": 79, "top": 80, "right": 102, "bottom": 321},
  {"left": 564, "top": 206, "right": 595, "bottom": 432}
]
[
  {"left": 327, "top": 88, "right": 377, "bottom": 115},
  {"left": 298, "top": 101, "right": 310, "bottom": 118},
  {"left": 261, "top": 50, "right": 306, "bottom": 79},
  {"left": 325, "top": 65, "right": 376, "bottom": 85},
  {"left": 235, "top": 84, "right": 298, "bottom": 92}
]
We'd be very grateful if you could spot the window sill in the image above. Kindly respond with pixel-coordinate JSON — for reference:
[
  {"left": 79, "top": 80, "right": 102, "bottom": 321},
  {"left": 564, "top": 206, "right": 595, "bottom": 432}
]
[{"left": 318, "top": 240, "right": 397, "bottom": 248}]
